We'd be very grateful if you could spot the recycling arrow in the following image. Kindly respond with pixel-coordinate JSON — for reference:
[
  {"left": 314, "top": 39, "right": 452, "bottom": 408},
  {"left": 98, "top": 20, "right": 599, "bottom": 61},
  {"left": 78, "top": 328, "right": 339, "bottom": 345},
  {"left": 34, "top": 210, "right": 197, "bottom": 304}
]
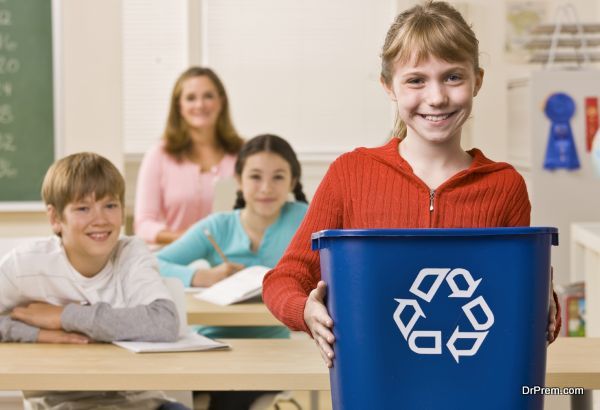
[
  {"left": 446, "top": 268, "right": 481, "bottom": 298},
  {"left": 392, "top": 298, "right": 425, "bottom": 340},
  {"left": 408, "top": 331, "right": 442, "bottom": 354},
  {"left": 409, "top": 268, "right": 450, "bottom": 302},
  {"left": 462, "top": 295, "right": 495, "bottom": 331},
  {"left": 446, "top": 327, "right": 488, "bottom": 363}
]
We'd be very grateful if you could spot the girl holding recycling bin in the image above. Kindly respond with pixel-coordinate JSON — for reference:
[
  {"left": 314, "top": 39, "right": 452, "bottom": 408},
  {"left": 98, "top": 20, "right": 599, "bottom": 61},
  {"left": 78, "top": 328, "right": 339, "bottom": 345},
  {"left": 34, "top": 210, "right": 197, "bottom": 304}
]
[{"left": 262, "top": 0, "right": 561, "bottom": 367}]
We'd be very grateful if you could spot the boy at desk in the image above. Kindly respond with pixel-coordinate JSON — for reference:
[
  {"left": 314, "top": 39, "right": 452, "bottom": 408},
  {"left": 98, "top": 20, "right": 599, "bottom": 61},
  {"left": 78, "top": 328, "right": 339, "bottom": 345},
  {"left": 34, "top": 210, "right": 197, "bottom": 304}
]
[{"left": 0, "top": 152, "right": 187, "bottom": 410}]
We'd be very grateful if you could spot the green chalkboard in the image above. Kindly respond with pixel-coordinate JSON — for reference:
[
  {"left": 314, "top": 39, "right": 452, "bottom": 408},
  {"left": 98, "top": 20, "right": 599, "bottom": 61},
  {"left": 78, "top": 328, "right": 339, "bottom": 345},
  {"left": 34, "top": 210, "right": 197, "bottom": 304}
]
[{"left": 0, "top": 0, "right": 54, "bottom": 203}]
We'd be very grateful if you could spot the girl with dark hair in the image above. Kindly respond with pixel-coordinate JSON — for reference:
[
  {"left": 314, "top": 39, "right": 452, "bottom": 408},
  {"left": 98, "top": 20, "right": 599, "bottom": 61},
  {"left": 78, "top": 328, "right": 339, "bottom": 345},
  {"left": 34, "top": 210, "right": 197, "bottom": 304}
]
[
  {"left": 158, "top": 136, "right": 307, "bottom": 408},
  {"left": 233, "top": 133, "right": 307, "bottom": 209},
  {"left": 157, "top": 134, "right": 307, "bottom": 340},
  {"left": 135, "top": 67, "right": 244, "bottom": 245}
]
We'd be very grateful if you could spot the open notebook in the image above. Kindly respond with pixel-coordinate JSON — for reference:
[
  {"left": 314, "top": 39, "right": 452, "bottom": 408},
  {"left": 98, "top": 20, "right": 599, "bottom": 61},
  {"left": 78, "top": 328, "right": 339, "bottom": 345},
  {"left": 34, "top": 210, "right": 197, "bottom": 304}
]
[
  {"left": 195, "top": 265, "right": 270, "bottom": 306},
  {"left": 113, "top": 331, "right": 229, "bottom": 353},
  {"left": 114, "top": 278, "right": 229, "bottom": 353}
]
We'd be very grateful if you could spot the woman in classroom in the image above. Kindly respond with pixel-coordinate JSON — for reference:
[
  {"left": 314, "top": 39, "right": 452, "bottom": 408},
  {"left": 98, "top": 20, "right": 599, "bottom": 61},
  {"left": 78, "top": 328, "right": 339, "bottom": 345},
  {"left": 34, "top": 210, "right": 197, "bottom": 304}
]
[{"left": 134, "top": 67, "right": 244, "bottom": 245}]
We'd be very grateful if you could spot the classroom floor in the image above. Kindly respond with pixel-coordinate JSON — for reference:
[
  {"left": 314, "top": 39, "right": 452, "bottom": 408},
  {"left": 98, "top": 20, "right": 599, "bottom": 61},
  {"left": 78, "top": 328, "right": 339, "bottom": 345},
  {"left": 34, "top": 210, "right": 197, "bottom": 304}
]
[
  {"left": 0, "top": 389, "right": 572, "bottom": 410},
  {"left": 267, "top": 391, "right": 332, "bottom": 410},
  {"left": 0, "top": 392, "right": 332, "bottom": 410},
  {"left": 268, "top": 391, "right": 571, "bottom": 410}
]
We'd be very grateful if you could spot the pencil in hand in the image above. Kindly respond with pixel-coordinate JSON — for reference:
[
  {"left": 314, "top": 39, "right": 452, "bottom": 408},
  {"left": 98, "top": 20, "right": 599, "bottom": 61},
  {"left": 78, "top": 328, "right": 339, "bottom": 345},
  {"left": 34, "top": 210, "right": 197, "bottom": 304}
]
[{"left": 203, "top": 229, "right": 229, "bottom": 263}]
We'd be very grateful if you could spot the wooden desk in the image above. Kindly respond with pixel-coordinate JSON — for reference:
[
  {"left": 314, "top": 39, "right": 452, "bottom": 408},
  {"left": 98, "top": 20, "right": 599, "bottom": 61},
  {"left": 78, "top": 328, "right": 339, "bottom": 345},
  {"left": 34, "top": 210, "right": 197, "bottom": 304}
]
[
  {"left": 185, "top": 294, "right": 281, "bottom": 326},
  {"left": 547, "top": 337, "right": 600, "bottom": 389},
  {"left": 0, "top": 339, "right": 327, "bottom": 391},
  {"left": 0, "top": 337, "right": 594, "bottom": 391}
]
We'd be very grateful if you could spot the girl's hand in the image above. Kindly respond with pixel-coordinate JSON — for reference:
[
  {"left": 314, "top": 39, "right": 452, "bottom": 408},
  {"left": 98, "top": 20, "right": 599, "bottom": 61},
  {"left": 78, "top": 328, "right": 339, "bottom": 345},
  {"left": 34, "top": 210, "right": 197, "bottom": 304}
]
[
  {"left": 37, "top": 329, "right": 90, "bottom": 344},
  {"left": 304, "top": 281, "right": 335, "bottom": 368},
  {"left": 547, "top": 280, "right": 558, "bottom": 344},
  {"left": 192, "top": 262, "right": 245, "bottom": 287},
  {"left": 155, "top": 229, "right": 183, "bottom": 245},
  {"left": 11, "top": 302, "right": 64, "bottom": 330}
]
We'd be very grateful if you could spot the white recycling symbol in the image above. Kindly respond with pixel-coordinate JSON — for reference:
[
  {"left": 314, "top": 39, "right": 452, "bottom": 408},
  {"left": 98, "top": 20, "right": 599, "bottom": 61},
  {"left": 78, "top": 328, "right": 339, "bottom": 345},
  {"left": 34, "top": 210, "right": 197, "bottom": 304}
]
[{"left": 393, "top": 268, "right": 494, "bottom": 363}]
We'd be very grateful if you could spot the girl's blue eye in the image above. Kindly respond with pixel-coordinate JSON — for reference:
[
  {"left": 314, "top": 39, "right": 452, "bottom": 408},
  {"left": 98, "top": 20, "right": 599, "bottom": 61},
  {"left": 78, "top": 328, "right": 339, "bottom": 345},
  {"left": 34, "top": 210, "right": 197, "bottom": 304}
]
[
  {"left": 107, "top": 203, "right": 119, "bottom": 209},
  {"left": 407, "top": 78, "right": 423, "bottom": 85},
  {"left": 447, "top": 74, "right": 462, "bottom": 82},
  {"left": 76, "top": 207, "right": 88, "bottom": 212}
]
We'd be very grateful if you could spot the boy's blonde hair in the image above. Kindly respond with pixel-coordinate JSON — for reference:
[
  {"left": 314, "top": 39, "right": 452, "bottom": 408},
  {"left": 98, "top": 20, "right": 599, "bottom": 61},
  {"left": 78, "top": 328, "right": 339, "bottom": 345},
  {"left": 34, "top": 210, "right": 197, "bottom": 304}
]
[
  {"left": 380, "top": 1, "right": 480, "bottom": 139},
  {"left": 41, "top": 152, "right": 125, "bottom": 217}
]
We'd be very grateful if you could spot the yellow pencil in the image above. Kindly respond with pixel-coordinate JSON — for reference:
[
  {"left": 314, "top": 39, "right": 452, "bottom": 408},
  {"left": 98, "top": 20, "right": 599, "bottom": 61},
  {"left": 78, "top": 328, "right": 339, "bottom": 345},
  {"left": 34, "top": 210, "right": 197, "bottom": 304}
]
[{"left": 203, "top": 229, "right": 229, "bottom": 263}]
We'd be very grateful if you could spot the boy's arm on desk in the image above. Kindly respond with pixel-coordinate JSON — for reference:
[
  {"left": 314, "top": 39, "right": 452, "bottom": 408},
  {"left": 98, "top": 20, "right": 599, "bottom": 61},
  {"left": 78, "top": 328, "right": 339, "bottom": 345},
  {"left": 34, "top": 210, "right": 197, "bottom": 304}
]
[
  {"left": 0, "top": 259, "right": 91, "bottom": 344},
  {"left": 1, "top": 315, "right": 88, "bottom": 344},
  {"left": 0, "top": 315, "right": 39, "bottom": 342},
  {"left": 61, "top": 299, "right": 179, "bottom": 342}
]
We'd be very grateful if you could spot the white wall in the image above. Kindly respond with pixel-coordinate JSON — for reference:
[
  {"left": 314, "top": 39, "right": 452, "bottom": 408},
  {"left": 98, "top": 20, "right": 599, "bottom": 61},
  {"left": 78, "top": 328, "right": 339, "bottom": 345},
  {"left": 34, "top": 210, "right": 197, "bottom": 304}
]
[
  {"left": 199, "top": 0, "right": 393, "bottom": 155},
  {"left": 61, "top": 1, "right": 122, "bottom": 165},
  {"left": 122, "top": 0, "right": 188, "bottom": 154},
  {"left": 468, "top": 1, "right": 508, "bottom": 161},
  {"left": 3, "top": 0, "right": 600, "bottom": 247}
]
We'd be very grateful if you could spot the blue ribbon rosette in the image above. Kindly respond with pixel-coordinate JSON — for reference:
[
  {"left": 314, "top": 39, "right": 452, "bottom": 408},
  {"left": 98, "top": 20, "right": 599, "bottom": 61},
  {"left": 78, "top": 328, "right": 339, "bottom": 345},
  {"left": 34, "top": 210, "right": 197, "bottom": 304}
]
[{"left": 543, "top": 92, "right": 580, "bottom": 170}]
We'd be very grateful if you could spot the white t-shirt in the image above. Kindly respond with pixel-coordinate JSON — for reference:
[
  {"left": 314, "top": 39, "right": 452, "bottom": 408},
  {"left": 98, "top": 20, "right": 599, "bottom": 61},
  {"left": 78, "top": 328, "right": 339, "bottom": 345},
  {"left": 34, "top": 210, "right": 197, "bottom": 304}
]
[
  {"left": 0, "top": 236, "right": 172, "bottom": 313},
  {"left": 0, "top": 236, "right": 177, "bottom": 410}
]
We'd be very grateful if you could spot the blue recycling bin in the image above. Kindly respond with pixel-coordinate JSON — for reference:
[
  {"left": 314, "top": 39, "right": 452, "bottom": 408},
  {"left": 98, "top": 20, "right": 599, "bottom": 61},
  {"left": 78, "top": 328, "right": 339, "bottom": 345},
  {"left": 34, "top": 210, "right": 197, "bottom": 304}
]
[{"left": 311, "top": 227, "right": 558, "bottom": 410}]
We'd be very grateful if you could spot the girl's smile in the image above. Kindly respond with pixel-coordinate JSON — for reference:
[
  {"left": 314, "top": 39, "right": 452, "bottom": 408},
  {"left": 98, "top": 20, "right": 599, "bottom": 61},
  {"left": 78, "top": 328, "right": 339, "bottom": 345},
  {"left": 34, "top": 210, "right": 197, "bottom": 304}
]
[
  {"left": 238, "top": 152, "right": 296, "bottom": 222},
  {"left": 419, "top": 112, "right": 455, "bottom": 122},
  {"left": 383, "top": 55, "right": 483, "bottom": 146}
]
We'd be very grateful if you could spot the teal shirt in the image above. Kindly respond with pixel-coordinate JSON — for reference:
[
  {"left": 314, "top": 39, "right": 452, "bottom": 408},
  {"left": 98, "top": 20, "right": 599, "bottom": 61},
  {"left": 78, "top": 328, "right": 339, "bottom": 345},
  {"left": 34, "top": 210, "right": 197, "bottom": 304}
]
[{"left": 157, "top": 201, "right": 308, "bottom": 339}]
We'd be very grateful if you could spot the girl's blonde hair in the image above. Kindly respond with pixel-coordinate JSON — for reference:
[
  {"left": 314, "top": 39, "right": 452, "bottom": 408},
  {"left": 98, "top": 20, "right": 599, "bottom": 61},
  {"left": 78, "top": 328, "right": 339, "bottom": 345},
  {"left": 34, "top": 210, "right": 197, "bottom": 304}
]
[
  {"left": 380, "top": 1, "right": 480, "bottom": 139},
  {"left": 163, "top": 67, "right": 244, "bottom": 159}
]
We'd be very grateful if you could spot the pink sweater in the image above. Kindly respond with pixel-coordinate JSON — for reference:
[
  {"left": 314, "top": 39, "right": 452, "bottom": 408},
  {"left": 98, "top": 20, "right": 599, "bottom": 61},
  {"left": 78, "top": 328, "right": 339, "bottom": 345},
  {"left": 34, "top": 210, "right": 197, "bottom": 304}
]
[{"left": 134, "top": 143, "right": 237, "bottom": 243}]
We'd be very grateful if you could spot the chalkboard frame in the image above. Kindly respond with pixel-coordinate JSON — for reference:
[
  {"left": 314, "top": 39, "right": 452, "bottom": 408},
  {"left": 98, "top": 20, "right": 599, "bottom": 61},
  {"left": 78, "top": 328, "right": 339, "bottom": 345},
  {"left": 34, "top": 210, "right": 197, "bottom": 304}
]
[{"left": 0, "top": 0, "right": 62, "bottom": 212}]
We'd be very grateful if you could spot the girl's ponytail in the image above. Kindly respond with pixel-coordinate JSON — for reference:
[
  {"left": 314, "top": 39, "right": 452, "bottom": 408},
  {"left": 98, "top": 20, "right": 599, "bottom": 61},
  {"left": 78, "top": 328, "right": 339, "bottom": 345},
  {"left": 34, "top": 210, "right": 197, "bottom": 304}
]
[
  {"left": 292, "top": 181, "right": 308, "bottom": 204},
  {"left": 392, "top": 115, "right": 407, "bottom": 139}
]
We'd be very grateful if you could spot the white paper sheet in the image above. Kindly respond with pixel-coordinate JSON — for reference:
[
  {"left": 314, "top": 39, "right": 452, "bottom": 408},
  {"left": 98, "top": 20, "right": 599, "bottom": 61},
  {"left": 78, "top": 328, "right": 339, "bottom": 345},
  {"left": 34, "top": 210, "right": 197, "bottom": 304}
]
[
  {"left": 113, "top": 331, "right": 229, "bottom": 353},
  {"left": 195, "top": 265, "right": 269, "bottom": 306}
]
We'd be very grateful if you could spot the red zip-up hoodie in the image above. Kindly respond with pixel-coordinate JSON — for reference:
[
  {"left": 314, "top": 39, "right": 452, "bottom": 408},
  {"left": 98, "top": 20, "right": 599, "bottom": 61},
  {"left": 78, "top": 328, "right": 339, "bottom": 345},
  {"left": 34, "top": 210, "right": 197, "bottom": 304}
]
[{"left": 263, "top": 138, "right": 560, "bottom": 338}]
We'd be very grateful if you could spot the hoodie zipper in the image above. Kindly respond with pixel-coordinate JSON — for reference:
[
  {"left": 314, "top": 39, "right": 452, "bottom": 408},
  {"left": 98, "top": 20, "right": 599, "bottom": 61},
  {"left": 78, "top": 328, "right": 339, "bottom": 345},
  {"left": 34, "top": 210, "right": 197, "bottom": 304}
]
[{"left": 429, "top": 190, "right": 435, "bottom": 212}]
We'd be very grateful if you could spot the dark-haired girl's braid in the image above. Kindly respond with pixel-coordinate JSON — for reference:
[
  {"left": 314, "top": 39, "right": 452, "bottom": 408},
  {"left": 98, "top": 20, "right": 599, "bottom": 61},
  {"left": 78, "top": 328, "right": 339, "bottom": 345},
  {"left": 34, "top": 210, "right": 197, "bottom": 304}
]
[
  {"left": 293, "top": 181, "right": 308, "bottom": 204},
  {"left": 233, "top": 190, "right": 246, "bottom": 209}
]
